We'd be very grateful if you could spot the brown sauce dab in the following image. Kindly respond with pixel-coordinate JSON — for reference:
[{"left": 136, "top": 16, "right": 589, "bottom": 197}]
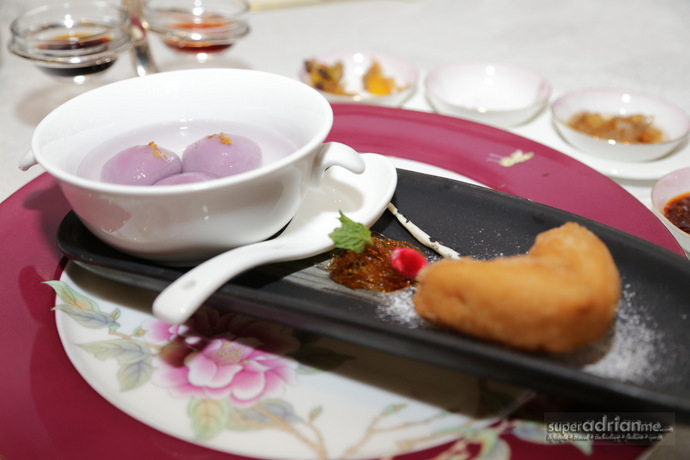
[{"left": 327, "top": 233, "right": 420, "bottom": 292}]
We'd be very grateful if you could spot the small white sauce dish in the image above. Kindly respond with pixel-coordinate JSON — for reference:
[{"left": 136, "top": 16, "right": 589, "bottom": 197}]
[
  {"left": 299, "top": 50, "right": 418, "bottom": 107},
  {"left": 651, "top": 166, "right": 690, "bottom": 258},
  {"left": 424, "top": 62, "right": 551, "bottom": 128},
  {"left": 551, "top": 88, "right": 690, "bottom": 163}
]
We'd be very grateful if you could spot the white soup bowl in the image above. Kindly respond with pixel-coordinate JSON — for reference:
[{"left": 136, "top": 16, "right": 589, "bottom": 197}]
[{"left": 24, "top": 68, "right": 365, "bottom": 264}]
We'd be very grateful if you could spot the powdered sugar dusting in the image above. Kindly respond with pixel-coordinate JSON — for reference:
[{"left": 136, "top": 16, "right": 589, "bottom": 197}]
[
  {"left": 373, "top": 288, "right": 429, "bottom": 328},
  {"left": 555, "top": 280, "right": 663, "bottom": 385}
]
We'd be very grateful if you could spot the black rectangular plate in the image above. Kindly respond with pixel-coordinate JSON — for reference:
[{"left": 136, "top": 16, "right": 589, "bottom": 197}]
[{"left": 57, "top": 169, "right": 690, "bottom": 421}]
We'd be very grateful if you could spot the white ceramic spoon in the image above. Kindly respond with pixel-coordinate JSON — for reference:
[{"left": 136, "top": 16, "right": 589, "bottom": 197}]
[{"left": 152, "top": 153, "right": 398, "bottom": 324}]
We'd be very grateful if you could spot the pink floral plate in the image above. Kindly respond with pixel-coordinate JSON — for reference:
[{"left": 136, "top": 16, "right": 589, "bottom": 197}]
[
  {"left": 0, "top": 104, "right": 671, "bottom": 459},
  {"left": 51, "top": 263, "right": 527, "bottom": 459}
]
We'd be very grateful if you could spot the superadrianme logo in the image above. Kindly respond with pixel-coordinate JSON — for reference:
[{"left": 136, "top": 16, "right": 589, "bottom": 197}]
[{"left": 544, "top": 412, "right": 675, "bottom": 445}]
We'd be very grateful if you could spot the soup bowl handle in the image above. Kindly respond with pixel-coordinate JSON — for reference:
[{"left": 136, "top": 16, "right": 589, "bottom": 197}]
[{"left": 311, "top": 142, "right": 365, "bottom": 185}]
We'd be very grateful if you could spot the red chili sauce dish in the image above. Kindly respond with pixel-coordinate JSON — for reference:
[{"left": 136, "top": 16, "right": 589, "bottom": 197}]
[{"left": 664, "top": 192, "right": 690, "bottom": 234}]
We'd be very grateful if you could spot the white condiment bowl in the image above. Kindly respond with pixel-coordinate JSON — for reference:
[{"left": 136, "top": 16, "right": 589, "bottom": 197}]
[
  {"left": 551, "top": 88, "right": 690, "bottom": 162},
  {"left": 298, "top": 50, "right": 418, "bottom": 107},
  {"left": 23, "top": 68, "right": 366, "bottom": 264},
  {"left": 424, "top": 61, "right": 551, "bottom": 128},
  {"left": 651, "top": 166, "right": 690, "bottom": 258}
]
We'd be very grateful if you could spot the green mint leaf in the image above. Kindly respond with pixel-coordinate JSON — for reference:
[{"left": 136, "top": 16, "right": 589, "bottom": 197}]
[{"left": 329, "top": 211, "right": 373, "bottom": 253}]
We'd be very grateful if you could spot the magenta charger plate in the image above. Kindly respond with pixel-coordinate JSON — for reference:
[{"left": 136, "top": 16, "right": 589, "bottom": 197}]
[{"left": 1, "top": 105, "right": 677, "bottom": 459}]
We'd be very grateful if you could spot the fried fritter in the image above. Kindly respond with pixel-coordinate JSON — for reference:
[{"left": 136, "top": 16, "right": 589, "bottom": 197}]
[{"left": 413, "top": 222, "right": 620, "bottom": 353}]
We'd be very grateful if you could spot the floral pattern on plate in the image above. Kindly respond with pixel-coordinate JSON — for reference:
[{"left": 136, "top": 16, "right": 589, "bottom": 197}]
[{"left": 51, "top": 265, "right": 593, "bottom": 459}]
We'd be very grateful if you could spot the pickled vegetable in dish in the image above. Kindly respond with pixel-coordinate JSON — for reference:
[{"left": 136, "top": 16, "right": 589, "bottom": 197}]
[
  {"left": 567, "top": 111, "right": 664, "bottom": 144},
  {"left": 101, "top": 142, "right": 181, "bottom": 185},
  {"left": 304, "top": 58, "right": 400, "bottom": 96},
  {"left": 663, "top": 192, "right": 690, "bottom": 234},
  {"left": 182, "top": 133, "right": 262, "bottom": 178},
  {"left": 363, "top": 60, "right": 398, "bottom": 96},
  {"left": 304, "top": 59, "right": 352, "bottom": 96}
]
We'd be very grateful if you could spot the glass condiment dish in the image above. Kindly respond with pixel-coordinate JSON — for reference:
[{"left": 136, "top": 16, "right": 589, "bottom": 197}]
[
  {"left": 9, "top": 1, "right": 132, "bottom": 84},
  {"left": 144, "top": 0, "right": 250, "bottom": 63}
]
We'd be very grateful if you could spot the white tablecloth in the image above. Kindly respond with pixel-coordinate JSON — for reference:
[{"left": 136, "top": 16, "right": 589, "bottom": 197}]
[{"left": 3, "top": 0, "right": 690, "bottom": 205}]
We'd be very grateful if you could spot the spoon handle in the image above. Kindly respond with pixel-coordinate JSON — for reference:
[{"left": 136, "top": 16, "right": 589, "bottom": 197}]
[
  {"left": 152, "top": 238, "right": 329, "bottom": 324},
  {"left": 153, "top": 243, "right": 276, "bottom": 324}
]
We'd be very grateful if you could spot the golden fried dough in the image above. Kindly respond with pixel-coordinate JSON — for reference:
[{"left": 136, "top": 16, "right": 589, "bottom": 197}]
[{"left": 413, "top": 222, "right": 620, "bottom": 353}]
